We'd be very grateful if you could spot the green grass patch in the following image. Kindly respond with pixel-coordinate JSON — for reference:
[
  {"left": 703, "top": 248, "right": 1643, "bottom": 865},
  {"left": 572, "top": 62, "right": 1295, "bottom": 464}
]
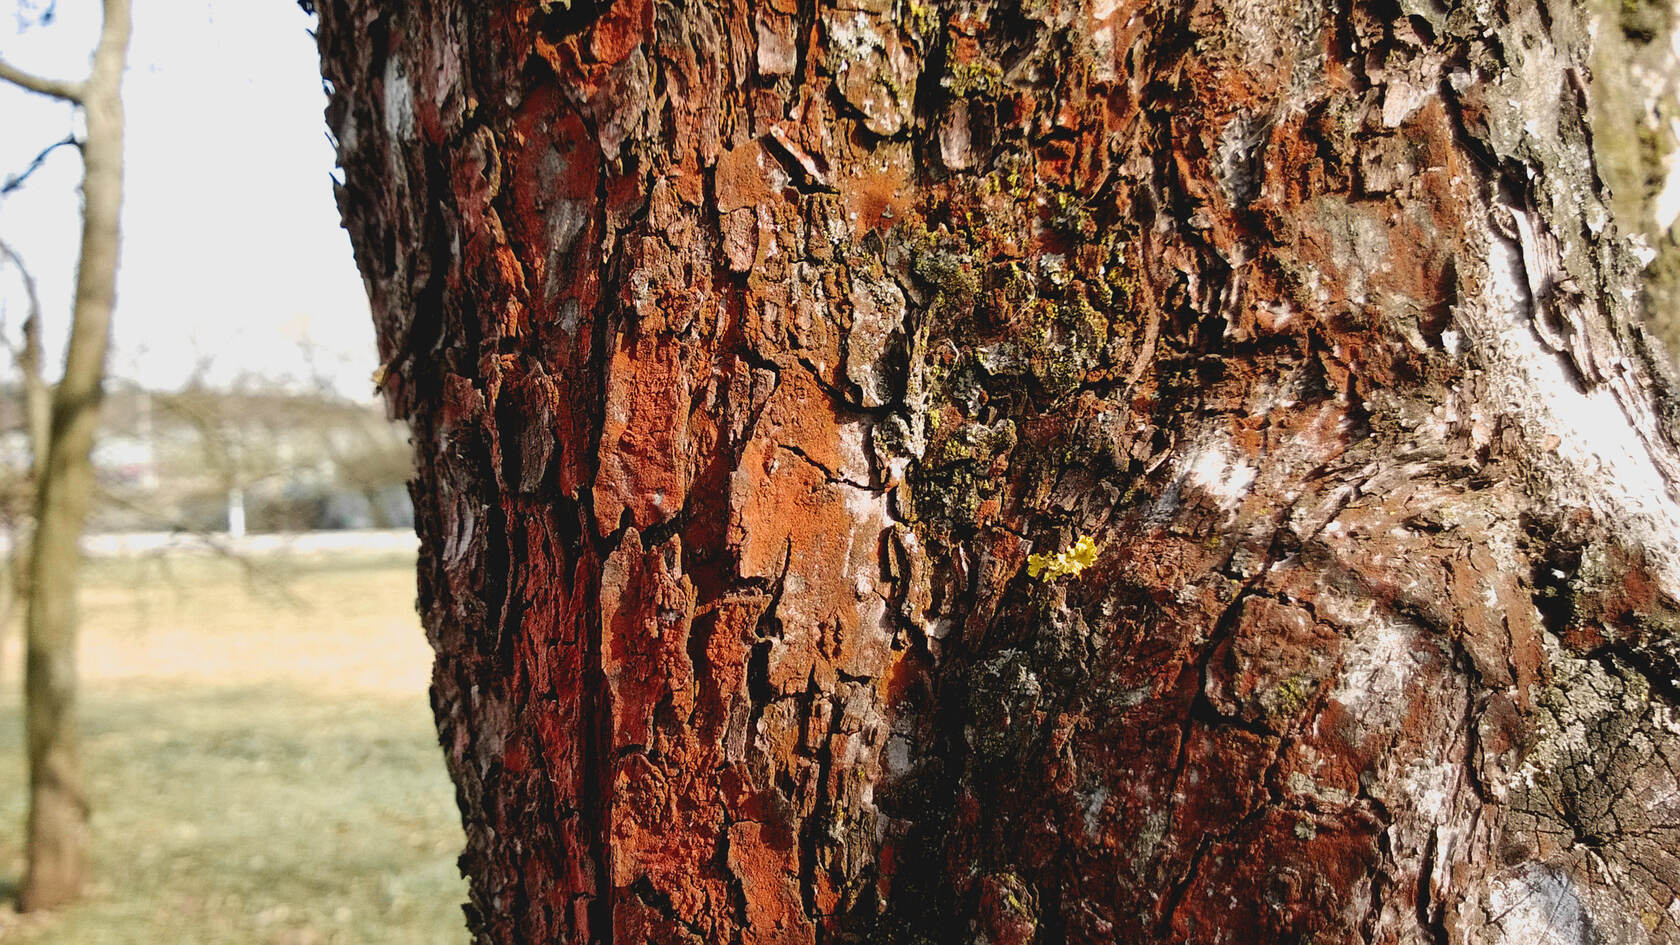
[{"left": 0, "top": 556, "right": 467, "bottom": 944}]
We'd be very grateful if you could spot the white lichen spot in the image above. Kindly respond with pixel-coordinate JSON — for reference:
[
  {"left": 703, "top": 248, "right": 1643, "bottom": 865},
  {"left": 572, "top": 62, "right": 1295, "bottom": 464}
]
[
  {"left": 1473, "top": 220, "right": 1680, "bottom": 591},
  {"left": 542, "top": 198, "right": 589, "bottom": 299},
  {"left": 1258, "top": 301, "right": 1295, "bottom": 332},
  {"left": 382, "top": 56, "right": 415, "bottom": 142},
  {"left": 1324, "top": 612, "right": 1419, "bottom": 730},
  {"left": 1487, "top": 864, "right": 1596, "bottom": 945},
  {"left": 1381, "top": 78, "right": 1432, "bottom": 128},
  {"left": 1182, "top": 432, "right": 1259, "bottom": 512},
  {"left": 1399, "top": 758, "right": 1456, "bottom": 822},
  {"left": 1081, "top": 784, "right": 1109, "bottom": 839},
  {"left": 1629, "top": 234, "right": 1658, "bottom": 268},
  {"left": 1441, "top": 329, "right": 1462, "bottom": 356},
  {"left": 835, "top": 419, "right": 895, "bottom": 643}
]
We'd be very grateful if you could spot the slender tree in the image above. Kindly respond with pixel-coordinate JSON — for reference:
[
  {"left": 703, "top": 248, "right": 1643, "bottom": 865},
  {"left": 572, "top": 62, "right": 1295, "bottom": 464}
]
[
  {"left": 316, "top": 0, "right": 1680, "bottom": 940},
  {"left": 0, "top": 0, "right": 130, "bottom": 911}
]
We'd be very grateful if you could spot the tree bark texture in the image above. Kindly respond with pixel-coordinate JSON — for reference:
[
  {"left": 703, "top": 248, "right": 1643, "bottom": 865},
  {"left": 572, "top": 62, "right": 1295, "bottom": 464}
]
[
  {"left": 15, "top": 0, "right": 130, "bottom": 913},
  {"left": 317, "top": 0, "right": 1680, "bottom": 941}
]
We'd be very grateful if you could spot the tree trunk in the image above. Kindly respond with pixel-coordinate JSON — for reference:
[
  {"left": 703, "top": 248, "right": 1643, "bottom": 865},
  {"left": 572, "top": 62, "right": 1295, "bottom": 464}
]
[
  {"left": 315, "top": 0, "right": 1680, "bottom": 941},
  {"left": 1585, "top": 0, "right": 1680, "bottom": 358},
  {"left": 13, "top": 0, "right": 130, "bottom": 913}
]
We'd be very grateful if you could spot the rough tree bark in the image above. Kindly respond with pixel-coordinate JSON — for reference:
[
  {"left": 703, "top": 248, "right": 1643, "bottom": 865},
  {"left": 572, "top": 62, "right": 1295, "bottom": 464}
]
[
  {"left": 1, "top": 0, "right": 131, "bottom": 912},
  {"left": 317, "top": 0, "right": 1680, "bottom": 941}
]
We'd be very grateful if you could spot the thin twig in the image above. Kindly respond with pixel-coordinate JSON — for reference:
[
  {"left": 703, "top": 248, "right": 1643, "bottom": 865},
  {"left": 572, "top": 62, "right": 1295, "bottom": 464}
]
[
  {"left": 0, "top": 237, "right": 39, "bottom": 359},
  {"left": 93, "top": 487, "right": 306, "bottom": 608},
  {"left": 1, "top": 133, "right": 79, "bottom": 197}
]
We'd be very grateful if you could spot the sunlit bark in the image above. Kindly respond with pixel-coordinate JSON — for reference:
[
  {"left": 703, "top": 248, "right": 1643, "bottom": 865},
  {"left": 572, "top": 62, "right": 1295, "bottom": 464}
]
[{"left": 318, "top": 0, "right": 1680, "bottom": 940}]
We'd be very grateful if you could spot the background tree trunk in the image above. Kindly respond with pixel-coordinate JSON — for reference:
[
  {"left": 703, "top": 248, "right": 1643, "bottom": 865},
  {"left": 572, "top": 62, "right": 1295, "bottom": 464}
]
[
  {"left": 6, "top": 0, "right": 131, "bottom": 912},
  {"left": 316, "top": 0, "right": 1680, "bottom": 941},
  {"left": 1586, "top": 0, "right": 1680, "bottom": 358}
]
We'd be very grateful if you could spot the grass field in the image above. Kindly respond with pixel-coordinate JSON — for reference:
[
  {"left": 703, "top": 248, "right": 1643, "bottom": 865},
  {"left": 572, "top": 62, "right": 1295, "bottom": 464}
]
[{"left": 0, "top": 552, "right": 468, "bottom": 944}]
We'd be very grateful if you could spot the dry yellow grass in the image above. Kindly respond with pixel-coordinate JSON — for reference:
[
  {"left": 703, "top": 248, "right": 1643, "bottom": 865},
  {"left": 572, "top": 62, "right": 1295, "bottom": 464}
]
[
  {"left": 69, "top": 553, "right": 435, "bottom": 693},
  {"left": 0, "top": 551, "right": 467, "bottom": 945}
]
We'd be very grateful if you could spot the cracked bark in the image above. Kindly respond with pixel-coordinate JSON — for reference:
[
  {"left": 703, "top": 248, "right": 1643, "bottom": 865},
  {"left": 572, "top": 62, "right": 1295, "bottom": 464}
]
[{"left": 314, "top": 0, "right": 1680, "bottom": 941}]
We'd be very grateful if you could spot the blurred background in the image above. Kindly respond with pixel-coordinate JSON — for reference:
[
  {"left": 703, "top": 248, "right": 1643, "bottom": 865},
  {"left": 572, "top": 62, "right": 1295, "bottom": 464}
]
[
  {"left": 0, "top": 0, "right": 1679, "bottom": 943},
  {"left": 0, "top": 1, "right": 464, "bottom": 943}
]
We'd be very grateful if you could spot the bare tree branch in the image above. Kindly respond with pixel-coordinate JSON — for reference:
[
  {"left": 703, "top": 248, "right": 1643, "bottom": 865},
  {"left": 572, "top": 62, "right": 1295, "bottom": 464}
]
[
  {"left": 0, "top": 57, "right": 84, "bottom": 102},
  {"left": 90, "top": 487, "right": 306, "bottom": 608},
  {"left": 1, "top": 134, "right": 78, "bottom": 197},
  {"left": 0, "top": 238, "right": 53, "bottom": 484},
  {"left": 0, "top": 237, "right": 41, "bottom": 355}
]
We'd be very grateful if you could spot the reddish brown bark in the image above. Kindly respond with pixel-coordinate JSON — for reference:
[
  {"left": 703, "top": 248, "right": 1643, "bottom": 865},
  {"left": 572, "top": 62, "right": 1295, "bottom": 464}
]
[{"left": 316, "top": 0, "right": 1680, "bottom": 942}]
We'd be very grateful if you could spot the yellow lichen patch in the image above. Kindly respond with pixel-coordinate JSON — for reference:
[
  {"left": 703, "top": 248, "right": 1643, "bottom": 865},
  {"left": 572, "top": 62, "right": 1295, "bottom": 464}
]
[{"left": 1026, "top": 534, "right": 1099, "bottom": 581}]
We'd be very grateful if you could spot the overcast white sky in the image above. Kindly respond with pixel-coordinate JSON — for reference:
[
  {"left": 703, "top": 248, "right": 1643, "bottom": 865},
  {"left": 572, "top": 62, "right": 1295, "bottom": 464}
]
[{"left": 0, "top": 0, "right": 374, "bottom": 398}]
